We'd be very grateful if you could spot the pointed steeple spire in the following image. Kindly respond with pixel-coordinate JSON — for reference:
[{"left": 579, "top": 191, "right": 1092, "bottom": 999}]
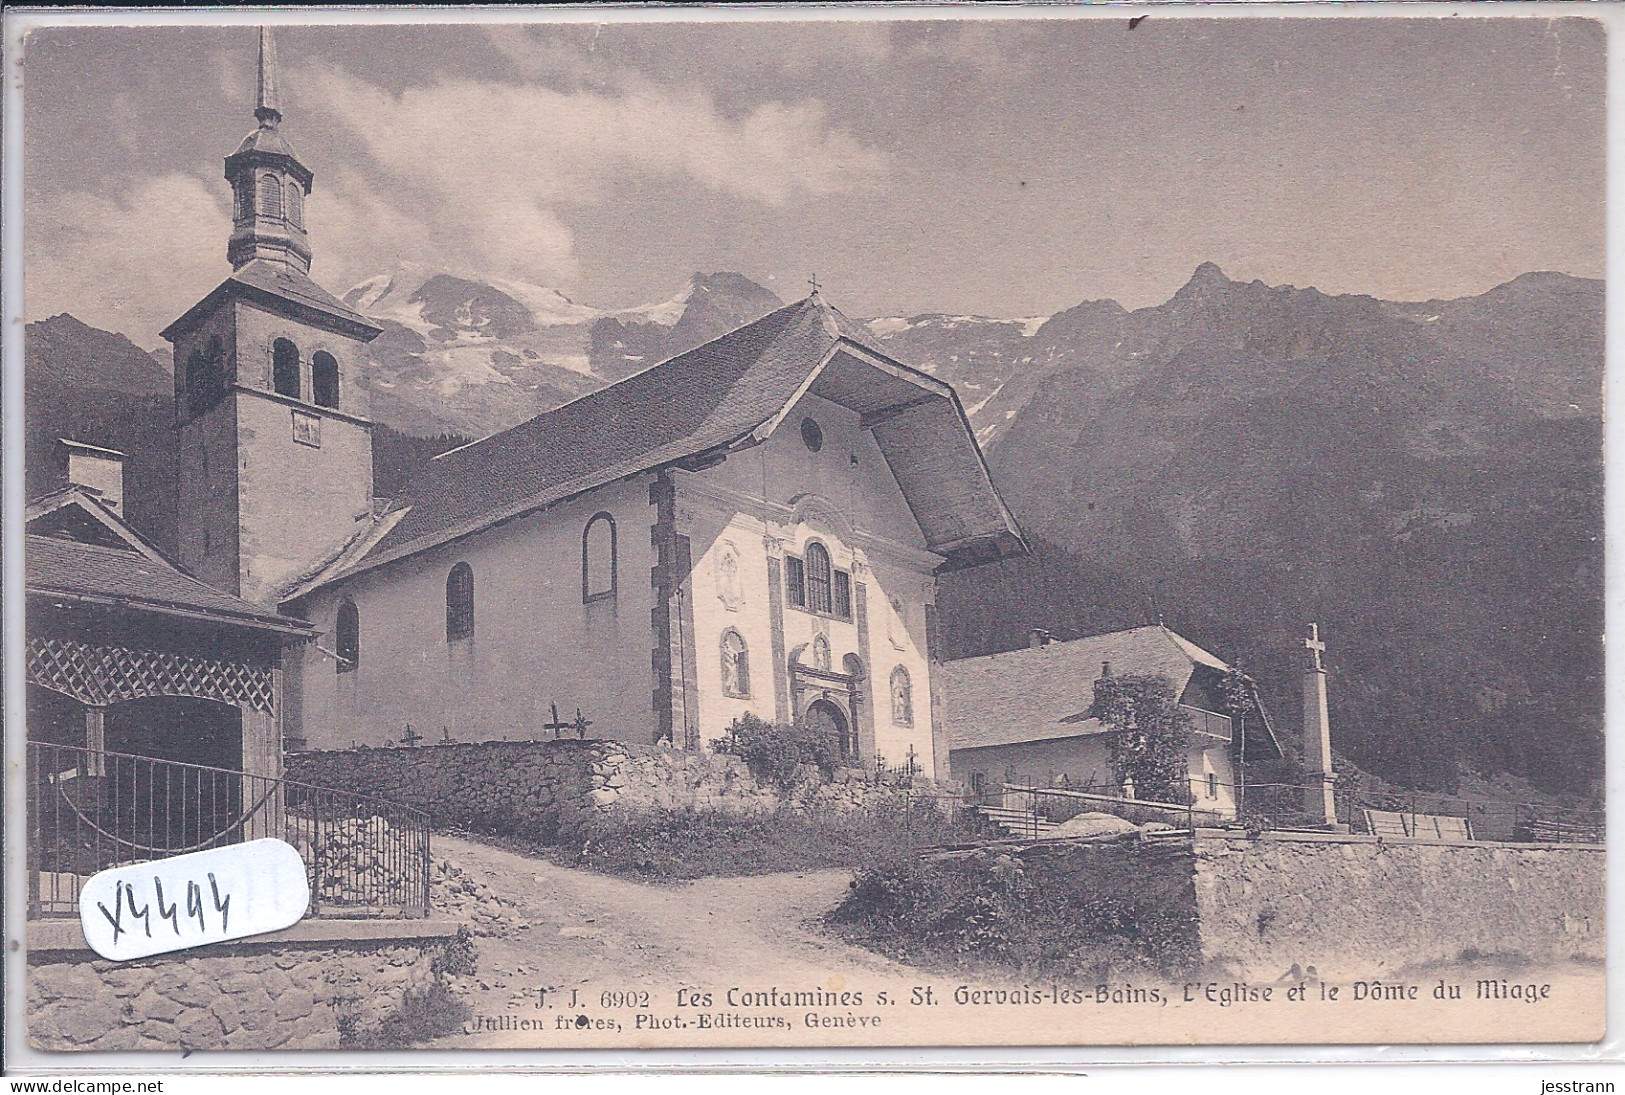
[
  {"left": 256, "top": 27, "right": 281, "bottom": 127},
  {"left": 225, "top": 25, "right": 313, "bottom": 273}
]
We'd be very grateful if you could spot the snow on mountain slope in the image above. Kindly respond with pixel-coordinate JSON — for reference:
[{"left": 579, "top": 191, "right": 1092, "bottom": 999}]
[
  {"left": 860, "top": 312, "right": 1072, "bottom": 449},
  {"left": 342, "top": 269, "right": 785, "bottom": 438},
  {"left": 343, "top": 266, "right": 1061, "bottom": 445}
]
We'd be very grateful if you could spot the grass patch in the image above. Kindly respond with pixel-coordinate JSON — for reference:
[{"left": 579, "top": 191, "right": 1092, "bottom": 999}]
[
  {"left": 432, "top": 925, "right": 478, "bottom": 978},
  {"left": 826, "top": 842, "right": 1201, "bottom": 978},
  {"left": 343, "top": 982, "right": 470, "bottom": 1049},
  {"left": 340, "top": 932, "right": 477, "bottom": 1049},
  {"left": 503, "top": 801, "right": 996, "bottom": 881}
]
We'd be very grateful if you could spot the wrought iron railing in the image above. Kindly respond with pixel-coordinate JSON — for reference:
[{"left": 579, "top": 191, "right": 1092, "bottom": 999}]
[
  {"left": 27, "top": 741, "right": 431, "bottom": 920},
  {"left": 873, "top": 746, "right": 924, "bottom": 785},
  {"left": 1179, "top": 704, "right": 1233, "bottom": 742},
  {"left": 1005, "top": 784, "right": 1213, "bottom": 835},
  {"left": 1335, "top": 785, "right": 1603, "bottom": 844},
  {"left": 970, "top": 770, "right": 1601, "bottom": 845}
]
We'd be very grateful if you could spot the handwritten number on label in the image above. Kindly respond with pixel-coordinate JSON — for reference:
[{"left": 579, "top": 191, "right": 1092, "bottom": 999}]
[
  {"left": 209, "top": 872, "right": 230, "bottom": 933},
  {"left": 155, "top": 877, "right": 180, "bottom": 935},
  {"left": 121, "top": 880, "right": 153, "bottom": 938},
  {"left": 99, "top": 876, "right": 234, "bottom": 946},
  {"left": 186, "top": 880, "right": 205, "bottom": 932},
  {"left": 79, "top": 839, "right": 307, "bottom": 960},
  {"left": 97, "top": 895, "right": 125, "bottom": 943}
]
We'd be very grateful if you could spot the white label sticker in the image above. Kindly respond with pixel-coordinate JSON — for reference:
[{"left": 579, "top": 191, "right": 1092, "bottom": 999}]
[{"left": 78, "top": 838, "right": 310, "bottom": 960}]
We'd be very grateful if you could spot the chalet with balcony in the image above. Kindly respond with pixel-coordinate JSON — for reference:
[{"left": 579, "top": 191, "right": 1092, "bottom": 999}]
[{"left": 939, "top": 625, "right": 1281, "bottom": 818}]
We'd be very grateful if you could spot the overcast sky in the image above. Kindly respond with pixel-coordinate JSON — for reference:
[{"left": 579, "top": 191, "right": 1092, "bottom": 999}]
[{"left": 19, "top": 13, "right": 1605, "bottom": 346}]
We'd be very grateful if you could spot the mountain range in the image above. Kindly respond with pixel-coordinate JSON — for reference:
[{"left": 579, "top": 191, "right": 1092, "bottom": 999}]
[
  {"left": 23, "top": 314, "right": 178, "bottom": 541},
  {"left": 940, "top": 264, "right": 1603, "bottom": 797},
  {"left": 24, "top": 264, "right": 1604, "bottom": 797},
  {"left": 329, "top": 264, "right": 1070, "bottom": 446}
]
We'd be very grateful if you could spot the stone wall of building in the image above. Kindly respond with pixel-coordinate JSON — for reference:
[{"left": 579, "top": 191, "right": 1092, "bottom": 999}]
[
  {"left": 28, "top": 937, "right": 449, "bottom": 1052},
  {"left": 1190, "top": 832, "right": 1605, "bottom": 979},
  {"left": 284, "top": 476, "right": 659, "bottom": 754},
  {"left": 287, "top": 738, "right": 926, "bottom": 841}
]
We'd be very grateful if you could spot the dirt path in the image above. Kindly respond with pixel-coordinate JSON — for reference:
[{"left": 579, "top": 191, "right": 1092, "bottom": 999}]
[
  {"left": 420, "top": 835, "right": 1607, "bottom": 1050},
  {"left": 425, "top": 834, "right": 925, "bottom": 1047}
]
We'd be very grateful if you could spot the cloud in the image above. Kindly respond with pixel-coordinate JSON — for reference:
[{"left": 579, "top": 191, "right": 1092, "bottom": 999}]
[
  {"left": 296, "top": 67, "right": 890, "bottom": 283},
  {"left": 24, "top": 53, "right": 894, "bottom": 333},
  {"left": 481, "top": 22, "right": 895, "bottom": 85},
  {"left": 480, "top": 25, "right": 611, "bottom": 85},
  {"left": 901, "top": 22, "right": 1038, "bottom": 80},
  {"left": 25, "top": 173, "right": 231, "bottom": 346}
]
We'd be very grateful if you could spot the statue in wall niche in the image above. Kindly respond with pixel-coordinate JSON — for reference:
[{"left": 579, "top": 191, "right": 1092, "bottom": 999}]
[
  {"left": 716, "top": 542, "right": 743, "bottom": 611},
  {"left": 888, "top": 596, "right": 906, "bottom": 650}
]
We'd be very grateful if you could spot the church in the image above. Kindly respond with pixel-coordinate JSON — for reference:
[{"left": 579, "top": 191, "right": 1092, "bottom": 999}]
[{"left": 148, "top": 32, "right": 1026, "bottom": 778}]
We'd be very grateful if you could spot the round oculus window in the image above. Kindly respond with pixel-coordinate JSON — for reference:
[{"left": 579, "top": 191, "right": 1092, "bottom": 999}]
[{"left": 801, "top": 417, "right": 824, "bottom": 453}]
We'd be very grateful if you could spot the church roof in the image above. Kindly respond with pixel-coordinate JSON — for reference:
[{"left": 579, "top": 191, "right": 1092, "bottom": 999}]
[
  {"left": 160, "top": 259, "right": 382, "bottom": 343},
  {"left": 284, "top": 294, "right": 1026, "bottom": 599},
  {"left": 940, "top": 625, "right": 1282, "bottom": 758},
  {"left": 224, "top": 126, "right": 315, "bottom": 191},
  {"left": 222, "top": 30, "right": 312, "bottom": 187},
  {"left": 232, "top": 123, "right": 302, "bottom": 162},
  {"left": 26, "top": 488, "right": 311, "bottom": 636}
]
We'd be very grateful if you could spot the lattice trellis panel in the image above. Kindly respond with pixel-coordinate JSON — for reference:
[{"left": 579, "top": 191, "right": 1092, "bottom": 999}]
[{"left": 27, "top": 637, "right": 274, "bottom": 711}]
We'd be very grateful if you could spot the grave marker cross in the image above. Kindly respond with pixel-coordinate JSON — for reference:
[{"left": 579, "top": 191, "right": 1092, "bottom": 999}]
[{"left": 543, "top": 702, "right": 573, "bottom": 740}]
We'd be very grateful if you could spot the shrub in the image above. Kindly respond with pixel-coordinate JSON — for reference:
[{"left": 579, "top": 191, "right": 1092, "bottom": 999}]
[
  {"left": 432, "top": 925, "right": 478, "bottom": 978},
  {"left": 1089, "top": 674, "right": 1194, "bottom": 803},
  {"left": 830, "top": 843, "right": 1202, "bottom": 977},
  {"left": 554, "top": 798, "right": 995, "bottom": 881},
  {"left": 711, "top": 712, "right": 843, "bottom": 788},
  {"left": 343, "top": 982, "right": 469, "bottom": 1049}
]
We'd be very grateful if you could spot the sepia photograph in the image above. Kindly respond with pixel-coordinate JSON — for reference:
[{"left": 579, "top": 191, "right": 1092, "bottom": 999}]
[{"left": 4, "top": 7, "right": 1608, "bottom": 1060}]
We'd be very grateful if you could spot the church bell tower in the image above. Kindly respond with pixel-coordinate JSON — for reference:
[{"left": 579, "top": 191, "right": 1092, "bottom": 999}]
[
  {"left": 161, "top": 28, "right": 383, "bottom": 605},
  {"left": 225, "top": 29, "right": 313, "bottom": 274}
]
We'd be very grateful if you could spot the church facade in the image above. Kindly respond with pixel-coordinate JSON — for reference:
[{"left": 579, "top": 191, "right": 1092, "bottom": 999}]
[{"left": 156, "top": 33, "right": 1026, "bottom": 776}]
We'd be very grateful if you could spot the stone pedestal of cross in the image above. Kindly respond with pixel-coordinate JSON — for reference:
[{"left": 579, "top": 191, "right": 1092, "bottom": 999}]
[{"left": 1301, "top": 624, "right": 1341, "bottom": 828}]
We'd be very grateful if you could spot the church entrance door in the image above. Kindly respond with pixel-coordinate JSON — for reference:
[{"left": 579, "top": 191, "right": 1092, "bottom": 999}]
[{"left": 802, "top": 698, "right": 852, "bottom": 758}]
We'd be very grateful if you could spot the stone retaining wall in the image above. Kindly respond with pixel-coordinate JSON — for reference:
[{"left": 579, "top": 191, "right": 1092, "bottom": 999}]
[
  {"left": 287, "top": 738, "right": 922, "bottom": 840},
  {"left": 1190, "top": 832, "right": 1605, "bottom": 979},
  {"left": 914, "top": 830, "right": 1604, "bottom": 979},
  {"left": 29, "top": 933, "right": 454, "bottom": 1051}
]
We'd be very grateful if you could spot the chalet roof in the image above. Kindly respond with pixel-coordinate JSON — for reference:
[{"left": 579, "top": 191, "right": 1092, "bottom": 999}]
[
  {"left": 56, "top": 438, "right": 127, "bottom": 460},
  {"left": 284, "top": 294, "right": 1025, "bottom": 600},
  {"left": 940, "top": 625, "right": 1281, "bottom": 758},
  {"left": 26, "top": 488, "right": 311, "bottom": 636},
  {"left": 160, "top": 259, "right": 382, "bottom": 343}
]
